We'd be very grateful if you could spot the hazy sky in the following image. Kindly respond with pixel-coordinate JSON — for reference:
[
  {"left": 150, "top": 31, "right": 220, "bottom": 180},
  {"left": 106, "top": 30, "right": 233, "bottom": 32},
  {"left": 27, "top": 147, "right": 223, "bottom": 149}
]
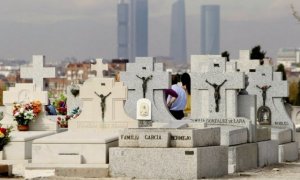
[{"left": 0, "top": 0, "right": 300, "bottom": 62}]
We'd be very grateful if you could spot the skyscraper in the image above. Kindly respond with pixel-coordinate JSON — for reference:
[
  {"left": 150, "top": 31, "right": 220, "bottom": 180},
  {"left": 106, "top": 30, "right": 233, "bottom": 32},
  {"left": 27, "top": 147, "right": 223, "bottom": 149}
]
[
  {"left": 117, "top": 0, "right": 129, "bottom": 59},
  {"left": 129, "top": 0, "right": 148, "bottom": 61},
  {"left": 201, "top": 5, "right": 220, "bottom": 55},
  {"left": 170, "top": 0, "right": 187, "bottom": 63}
]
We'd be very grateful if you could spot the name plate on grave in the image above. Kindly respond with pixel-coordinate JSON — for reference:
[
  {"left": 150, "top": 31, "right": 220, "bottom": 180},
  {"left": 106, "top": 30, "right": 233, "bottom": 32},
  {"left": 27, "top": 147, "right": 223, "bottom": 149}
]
[
  {"left": 119, "top": 128, "right": 220, "bottom": 148},
  {"left": 139, "top": 132, "right": 170, "bottom": 148},
  {"left": 191, "top": 118, "right": 250, "bottom": 127}
]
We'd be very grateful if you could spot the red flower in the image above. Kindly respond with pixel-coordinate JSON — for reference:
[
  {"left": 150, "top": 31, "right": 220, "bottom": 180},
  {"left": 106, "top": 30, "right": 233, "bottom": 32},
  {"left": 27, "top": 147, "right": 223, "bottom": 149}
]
[{"left": 0, "top": 128, "right": 7, "bottom": 135}]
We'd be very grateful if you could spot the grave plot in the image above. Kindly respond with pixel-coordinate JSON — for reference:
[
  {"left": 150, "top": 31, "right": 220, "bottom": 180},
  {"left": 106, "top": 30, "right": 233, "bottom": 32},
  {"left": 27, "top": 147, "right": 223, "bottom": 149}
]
[
  {"left": 110, "top": 128, "right": 228, "bottom": 179},
  {"left": 189, "top": 55, "right": 279, "bottom": 173},
  {"left": 247, "top": 64, "right": 298, "bottom": 163},
  {"left": 26, "top": 58, "right": 137, "bottom": 178},
  {"left": 0, "top": 55, "right": 59, "bottom": 176}
]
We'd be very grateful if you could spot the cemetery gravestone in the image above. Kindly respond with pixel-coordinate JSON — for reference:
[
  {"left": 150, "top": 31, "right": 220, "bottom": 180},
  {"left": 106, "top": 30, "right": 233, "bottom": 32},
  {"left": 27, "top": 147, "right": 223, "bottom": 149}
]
[
  {"left": 190, "top": 55, "right": 245, "bottom": 119},
  {"left": 247, "top": 64, "right": 298, "bottom": 163},
  {"left": 231, "top": 50, "right": 260, "bottom": 74},
  {"left": 0, "top": 56, "right": 58, "bottom": 176},
  {"left": 20, "top": 55, "right": 56, "bottom": 90},
  {"left": 190, "top": 55, "right": 260, "bottom": 173},
  {"left": 91, "top": 59, "right": 108, "bottom": 78},
  {"left": 29, "top": 58, "right": 136, "bottom": 172},
  {"left": 120, "top": 57, "right": 177, "bottom": 124},
  {"left": 110, "top": 127, "right": 227, "bottom": 179}
]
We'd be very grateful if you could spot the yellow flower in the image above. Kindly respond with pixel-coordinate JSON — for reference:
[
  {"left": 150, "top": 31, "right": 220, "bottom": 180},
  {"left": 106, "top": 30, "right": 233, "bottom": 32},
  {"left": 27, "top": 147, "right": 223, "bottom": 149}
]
[{"left": 0, "top": 132, "right": 4, "bottom": 138}]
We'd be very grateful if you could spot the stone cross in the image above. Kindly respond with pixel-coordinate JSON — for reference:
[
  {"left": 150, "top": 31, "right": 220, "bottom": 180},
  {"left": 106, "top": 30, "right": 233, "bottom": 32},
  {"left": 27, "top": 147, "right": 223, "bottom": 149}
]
[
  {"left": 68, "top": 78, "right": 131, "bottom": 130},
  {"left": 247, "top": 65, "right": 293, "bottom": 129},
  {"left": 91, "top": 59, "right": 108, "bottom": 78},
  {"left": 230, "top": 50, "right": 260, "bottom": 74},
  {"left": 20, "top": 55, "right": 56, "bottom": 90},
  {"left": 190, "top": 55, "right": 245, "bottom": 119},
  {"left": 120, "top": 57, "right": 176, "bottom": 122}
]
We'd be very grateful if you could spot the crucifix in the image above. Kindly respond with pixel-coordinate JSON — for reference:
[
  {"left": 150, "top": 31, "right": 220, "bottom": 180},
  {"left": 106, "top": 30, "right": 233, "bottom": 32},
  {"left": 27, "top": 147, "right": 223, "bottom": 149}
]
[
  {"left": 94, "top": 91, "right": 111, "bottom": 121},
  {"left": 136, "top": 75, "right": 153, "bottom": 98},
  {"left": 205, "top": 79, "right": 227, "bottom": 112},
  {"left": 247, "top": 65, "right": 290, "bottom": 128},
  {"left": 256, "top": 85, "right": 271, "bottom": 106},
  {"left": 190, "top": 56, "right": 244, "bottom": 119},
  {"left": 20, "top": 55, "right": 56, "bottom": 90},
  {"left": 120, "top": 58, "right": 172, "bottom": 122}
]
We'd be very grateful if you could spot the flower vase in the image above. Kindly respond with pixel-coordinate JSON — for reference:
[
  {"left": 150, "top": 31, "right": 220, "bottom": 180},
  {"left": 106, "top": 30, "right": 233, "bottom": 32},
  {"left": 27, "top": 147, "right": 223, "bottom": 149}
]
[{"left": 17, "top": 125, "right": 29, "bottom": 131}]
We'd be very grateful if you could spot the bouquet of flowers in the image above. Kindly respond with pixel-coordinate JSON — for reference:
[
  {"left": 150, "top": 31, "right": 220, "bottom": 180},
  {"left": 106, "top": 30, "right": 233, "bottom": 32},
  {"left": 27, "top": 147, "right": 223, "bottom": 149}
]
[
  {"left": 54, "top": 94, "right": 67, "bottom": 115},
  {"left": 13, "top": 100, "right": 42, "bottom": 126},
  {"left": 57, "top": 107, "right": 81, "bottom": 128},
  {"left": 0, "top": 123, "right": 13, "bottom": 151}
]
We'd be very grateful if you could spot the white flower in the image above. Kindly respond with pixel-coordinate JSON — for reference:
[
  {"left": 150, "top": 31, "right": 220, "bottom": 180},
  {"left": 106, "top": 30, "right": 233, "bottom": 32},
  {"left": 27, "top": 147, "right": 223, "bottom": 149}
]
[
  {"left": 24, "top": 110, "right": 34, "bottom": 120},
  {"left": 20, "top": 108, "right": 24, "bottom": 113}
]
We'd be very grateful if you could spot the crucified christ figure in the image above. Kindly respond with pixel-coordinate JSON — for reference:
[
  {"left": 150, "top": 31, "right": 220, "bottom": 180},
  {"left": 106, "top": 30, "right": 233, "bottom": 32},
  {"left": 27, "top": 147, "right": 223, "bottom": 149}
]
[
  {"left": 205, "top": 79, "right": 227, "bottom": 112},
  {"left": 256, "top": 85, "right": 271, "bottom": 106},
  {"left": 95, "top": 92, "right": 112, "bottom": 121},
  {"left": 136, "top": 75, "right": 153, "bottom": 98}
]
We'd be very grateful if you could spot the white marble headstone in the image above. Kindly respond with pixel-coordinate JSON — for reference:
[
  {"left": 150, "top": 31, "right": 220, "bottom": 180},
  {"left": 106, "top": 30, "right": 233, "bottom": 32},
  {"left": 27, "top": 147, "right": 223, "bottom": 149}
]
[
  {"left": 91, "top": 59, "right": 108, "bottom": 78},
  {"left": 20, "top": 55, "right": 56, "bottom": 90},
  {"left": 2, "top": 83, "right": 57, "bottom": 131},
  {"left": 68, "top": 77, "right": 135, "bottom": 130}
]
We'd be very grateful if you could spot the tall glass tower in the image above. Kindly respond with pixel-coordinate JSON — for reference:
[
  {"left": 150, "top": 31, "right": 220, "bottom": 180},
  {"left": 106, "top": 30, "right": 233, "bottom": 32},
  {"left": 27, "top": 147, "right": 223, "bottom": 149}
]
[
  {"left": 200, "top": 5, "right": 220, "bottom": 55},
  {"left": 170, "top": 0, "right": 187, "bottom": 63},
  {"left": 129, "top": 0, "right": 148, "bottom": 61},
  {"left": 117, "top": 0, "right": 129, "bottom": 59}
]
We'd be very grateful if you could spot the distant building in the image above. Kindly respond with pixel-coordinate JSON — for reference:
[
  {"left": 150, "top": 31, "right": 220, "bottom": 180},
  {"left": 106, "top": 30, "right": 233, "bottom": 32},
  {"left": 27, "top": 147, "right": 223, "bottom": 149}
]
[
  {"left": 277, "top": 48, "right": 300, "bottom": 69},
  {"left": 118, "top": 0, "right": 129, "bottom": 59},
  {"left": 129, "top": 0, "right": 148, "bottom": 61},
  {"left": 107, "top": 59, "right": 129, "bottom": 81},
  {"left": 46, "top": 78, "right": 68, "bottom": 96},
  {"left": 66, "top": 62, "right": 92, "bottom": 84},
  {"left": 200, "top": 5, "right": 220, "bottom": 55},
  {"left": 117, "top": 0, "right": 148, "bottom": 61},
  {"left": 170, "top": 0, "right": 187, "bottom": 64}
]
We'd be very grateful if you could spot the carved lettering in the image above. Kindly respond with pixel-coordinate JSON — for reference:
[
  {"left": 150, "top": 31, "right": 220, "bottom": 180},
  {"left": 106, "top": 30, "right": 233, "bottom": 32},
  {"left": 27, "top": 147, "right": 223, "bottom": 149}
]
[
  {"left": 145, "top": 135, "right": 161, "bottom": 140},
  {"left": 120, "top": 134, "right": 139, "bottom": 140},
  {"left": 274, "top": 122, "right": 289, "bottom": 126},
  {"left": 171, "top": 136, "right": 191, "bottom": 140},
  {"left": 191, "top": 118, "right": 247, "bottom": 126}
]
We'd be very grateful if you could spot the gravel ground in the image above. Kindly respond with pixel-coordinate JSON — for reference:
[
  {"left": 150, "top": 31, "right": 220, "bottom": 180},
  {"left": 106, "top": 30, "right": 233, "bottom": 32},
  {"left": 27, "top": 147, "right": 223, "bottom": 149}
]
[{"left": 2, "top": 160, "right": 300, "bottom": 179}]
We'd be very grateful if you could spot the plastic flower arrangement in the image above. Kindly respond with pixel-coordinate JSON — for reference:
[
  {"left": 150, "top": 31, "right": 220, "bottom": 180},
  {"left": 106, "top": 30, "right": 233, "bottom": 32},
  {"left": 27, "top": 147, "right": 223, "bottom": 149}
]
[
  {"left": 57, "top": 107, "right": 81, "bottom": 128},
  {"left": 13, "top": 100, "right": 42, "bottom": 126},
  {"left": 0, "top": 126, "right": 12, "bottom": 151},
  {"left": 54, "top": 94, "right": 67, "bottom": 115},
  {"left": 0, "top": 122, "right": 13, "bottom": 151}
]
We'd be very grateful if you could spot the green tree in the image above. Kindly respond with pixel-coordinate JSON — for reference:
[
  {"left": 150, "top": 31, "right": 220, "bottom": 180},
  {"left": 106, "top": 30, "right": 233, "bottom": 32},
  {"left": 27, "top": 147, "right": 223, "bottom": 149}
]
[
  {"left": 289, "top": 81, "right": 298, "bottom": 105},
  {"left": 276, "top": 64, "right": 287, "bottom": 81},
  {"left": 250, "top": 45, "right": 266, "bottom": 65},
  {"left": 221, "top": 51, "right": 230, "bottom": 61},
  {"left": 294, "top": 80, "right": 300, "bottom": 106}
]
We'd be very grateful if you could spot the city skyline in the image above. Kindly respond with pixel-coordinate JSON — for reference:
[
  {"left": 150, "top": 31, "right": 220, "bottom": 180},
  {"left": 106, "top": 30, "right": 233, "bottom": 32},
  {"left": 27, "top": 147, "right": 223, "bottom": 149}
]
[{"left": 0, "top": 0, "right": 300, "bottom": 62}]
